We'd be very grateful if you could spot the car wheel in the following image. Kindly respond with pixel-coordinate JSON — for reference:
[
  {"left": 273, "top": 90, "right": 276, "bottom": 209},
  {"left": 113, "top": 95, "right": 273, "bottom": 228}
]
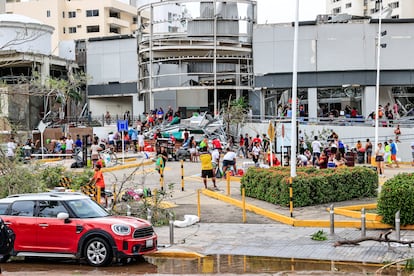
[
  {"left": 0, "top": 254, "right": 10, "bottom": 263},
  {"left": 84, "top": 237, "right": 113, "bottom": 267}
]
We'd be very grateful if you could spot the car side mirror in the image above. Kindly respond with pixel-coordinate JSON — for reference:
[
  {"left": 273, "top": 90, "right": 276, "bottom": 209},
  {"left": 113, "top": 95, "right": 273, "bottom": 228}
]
[{"left": 57, "top": 212, "right": 69, "bottom": 220}]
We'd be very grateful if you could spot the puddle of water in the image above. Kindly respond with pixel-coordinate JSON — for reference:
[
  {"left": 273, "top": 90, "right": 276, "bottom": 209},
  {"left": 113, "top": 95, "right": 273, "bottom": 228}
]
[
  {"left": 0, "top": 255, "right": 409, "bottom": 275},
  {"left": 146, "top": 255, "right": 408, "bottom": 275}
]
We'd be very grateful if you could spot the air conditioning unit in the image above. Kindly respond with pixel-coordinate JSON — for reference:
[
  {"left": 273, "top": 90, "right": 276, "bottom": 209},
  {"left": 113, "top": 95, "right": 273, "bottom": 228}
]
[{"left": 77, "top": 25, "right": 82, "bottom": 28}]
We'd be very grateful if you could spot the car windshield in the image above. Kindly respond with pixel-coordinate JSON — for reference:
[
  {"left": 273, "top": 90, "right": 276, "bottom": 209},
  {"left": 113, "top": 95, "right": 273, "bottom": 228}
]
[{"left": 66, "top": 198, "right": 109, "bottom": 218}]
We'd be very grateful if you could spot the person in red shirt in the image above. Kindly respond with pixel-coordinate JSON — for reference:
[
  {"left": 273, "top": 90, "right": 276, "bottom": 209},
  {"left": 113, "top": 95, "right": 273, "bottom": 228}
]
[
  {"left": 350, "top": 107, "right": 358, "bottom": 118},
  {"left": 91, "top": 163, "right": 107, "bottom": 207},
  {"left": 212, "top": 138, "right": 222, "bottom": 150},
  {"left": 252, "top": 134, "right": 262, "bottom": 145}
]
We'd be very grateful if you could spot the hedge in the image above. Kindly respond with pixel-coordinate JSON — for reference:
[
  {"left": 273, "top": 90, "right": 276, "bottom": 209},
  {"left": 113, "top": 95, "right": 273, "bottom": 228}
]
[
  {"left": 377, "top": 173, "right": 414, "bottom": 226},
  {"left": 240, "top": 166, "right": 378, "bottom": 207}
]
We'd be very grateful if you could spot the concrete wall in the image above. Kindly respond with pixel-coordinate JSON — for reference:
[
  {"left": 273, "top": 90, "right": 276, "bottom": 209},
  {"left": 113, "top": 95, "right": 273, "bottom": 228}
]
[
  {"left": 254, "top": 20, "right": 414, "bottom": 75},
  {"left": 87, "top": 37, "right": 137, "bottom": 85}
]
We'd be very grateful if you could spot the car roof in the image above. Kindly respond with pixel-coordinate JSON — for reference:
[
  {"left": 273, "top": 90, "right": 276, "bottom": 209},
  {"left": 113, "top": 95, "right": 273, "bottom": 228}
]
[{"left": 0, "top": 192, "right": 89, "bottom": 203}]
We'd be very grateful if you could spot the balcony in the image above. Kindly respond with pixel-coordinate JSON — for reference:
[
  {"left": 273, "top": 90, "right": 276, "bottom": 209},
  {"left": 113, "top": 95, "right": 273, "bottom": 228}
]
[{"left": 107, "top": 17, "right": 129, "bottom": 28}]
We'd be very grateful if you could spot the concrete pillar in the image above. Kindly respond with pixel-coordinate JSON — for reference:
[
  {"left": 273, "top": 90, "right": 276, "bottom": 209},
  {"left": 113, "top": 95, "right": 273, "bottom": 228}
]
[
  {"left": 260, "top": 88, "right": 265, "bottom": 120},
  {"left": 307, "top": 87, "right": 318, "bottom": 120},
  {"left": 363, "top": 86, "right": 376, "bottom": 118},
  {"left": 41, "top": 56, "right": 50, "bottom": 85}
]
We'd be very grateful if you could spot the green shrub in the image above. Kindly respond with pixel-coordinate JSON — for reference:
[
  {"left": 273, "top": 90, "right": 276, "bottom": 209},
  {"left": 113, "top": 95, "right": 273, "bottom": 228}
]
[
  {"left": 241, "top": 166, "right": 378, "bottom": 207},
  {"left": 377, "top": 173, "right": 414, "bottom": 226}
]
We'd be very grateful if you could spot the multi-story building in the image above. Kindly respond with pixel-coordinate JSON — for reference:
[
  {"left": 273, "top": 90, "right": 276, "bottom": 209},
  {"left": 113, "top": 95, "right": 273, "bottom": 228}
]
[
  {"left": 137, "top": 0, "right": 256, "bottom": 117},
  {"left": 5, "top": 0, "right": 137, "bottom": 58},
  {"left": 326, "top": 0, "right": 414, "bottom": 18},
  {"left": 0, "top": 14, "right": 78, "bottom": 131}
]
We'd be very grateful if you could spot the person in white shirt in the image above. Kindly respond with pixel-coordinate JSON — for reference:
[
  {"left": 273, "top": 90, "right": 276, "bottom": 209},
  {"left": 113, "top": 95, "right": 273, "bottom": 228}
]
[
  {"left": 211, "top": 147, "right": 221, "bottom": 177},
  {"left": 297, "top": 154, "right": 308, "bottom": 167},
  {"left": 311, "top": 136, "right": 322, "bottom": 167},
  {"left": 222, "top": 147, "right": 237, "bottom": 174},
  {"left": 65, "top": 135, "right": 74, "bottom": 158},
  {"left": 6, "top": 137, "right": 16, "bottom": 160},
  {"left": 137, "top": 133, "right": 145, "bottom": 152},
  {"left": 251, "top": 142, "right": 261, "bottom": 167}
]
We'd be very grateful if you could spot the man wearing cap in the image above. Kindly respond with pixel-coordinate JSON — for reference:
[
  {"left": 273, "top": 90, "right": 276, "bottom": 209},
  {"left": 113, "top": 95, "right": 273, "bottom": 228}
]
[{"left": 389, "top": 139, "right": 399, "bottom": 168}]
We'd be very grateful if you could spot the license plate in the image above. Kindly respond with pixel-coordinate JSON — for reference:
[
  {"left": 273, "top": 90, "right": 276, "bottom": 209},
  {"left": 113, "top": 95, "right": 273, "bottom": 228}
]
[{"left": 146, "top": 239, "right": 153, "bottom": 248}]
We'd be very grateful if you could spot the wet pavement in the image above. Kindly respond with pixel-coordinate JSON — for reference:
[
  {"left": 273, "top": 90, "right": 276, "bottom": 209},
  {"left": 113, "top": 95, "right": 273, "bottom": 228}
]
[{"left": 37, "top": 154, "right": 414, "bottom": 268}]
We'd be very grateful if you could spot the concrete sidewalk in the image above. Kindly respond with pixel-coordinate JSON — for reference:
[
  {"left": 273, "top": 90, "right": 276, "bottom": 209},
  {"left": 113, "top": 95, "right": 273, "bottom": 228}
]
[
  {"left": 154, "top": 223, "right": 414, "bottom": 264},
  {"left": 43, "top": 153, "right": 414, "bottom": 264}
]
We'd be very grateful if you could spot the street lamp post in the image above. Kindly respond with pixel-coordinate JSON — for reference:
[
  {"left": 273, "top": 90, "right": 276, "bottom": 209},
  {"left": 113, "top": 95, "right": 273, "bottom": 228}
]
[
  {"left": 290, "top": 0, "right": 299, "bottom": 178},
  {"left": 374, "top": 0, "right": 387, "bottom": 152}
]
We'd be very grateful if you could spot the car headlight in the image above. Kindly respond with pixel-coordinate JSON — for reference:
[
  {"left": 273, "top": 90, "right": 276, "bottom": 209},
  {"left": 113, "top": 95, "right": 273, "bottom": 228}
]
[{"left": 111, "top": 224, "right": 131, "bottom": 236}]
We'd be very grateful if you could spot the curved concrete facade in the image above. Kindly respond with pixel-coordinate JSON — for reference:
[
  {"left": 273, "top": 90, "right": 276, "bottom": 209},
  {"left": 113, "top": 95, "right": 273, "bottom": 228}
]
[
  {"left": 137, "top": 0, "right": 256, "bottom": 116},
  {"left": 0, "top": 14, "right": 54, "bottom": 55}
]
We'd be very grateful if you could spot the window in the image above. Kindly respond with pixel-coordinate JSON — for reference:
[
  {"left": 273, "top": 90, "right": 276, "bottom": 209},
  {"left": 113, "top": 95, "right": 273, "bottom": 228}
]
[
  {"left": 109, "top": 10, "right": 120, "bottom": 19},
  {"left": 133, "top": 17, "right": 137, "bottom": 24},
  {"left": 68, "top": 11, "right": 76, "bottom": 18},
  {"left": 62, "top": 11, "right": 65, "bottom": 18},
  {"left": 110, "top": 27, "right": 120, "bottom": 34},
  {"left": 332, "top": 0, "right": 340, "bottom": 2},
  {"left": 390, "top": 2, "right": 399, "bottom": 9},
  {"left": 0, "top": 203, "right": 9, "bottom": 215},
  {"left": 38, "top": 201, "right": 67, "bottom": 218},
  {"left": 345, "top": 3, "right": 352, "bottom": 8},
  {"left": 46, "top": 10, "right": 51, "bottom": 17},
  {"left": 86, "top": 9, "right": 99, "bottom": 17},
  {"left": 63, "top": 27, "right": 66, "bottom": 34},
  {"left": 86, "top": 25, "right": 100, "bottom": 33},
  {"left": 168, "top": 26, "right": 178, "bottom": 32},
  {"left": 10, "top": 201, "right": 34, "bottom": 217},
  {"left": 332, "top": 7, "right": 341, "bottom": 14},
  {"left": 69, "top": 27, "right": 77, "bottom": 33}
]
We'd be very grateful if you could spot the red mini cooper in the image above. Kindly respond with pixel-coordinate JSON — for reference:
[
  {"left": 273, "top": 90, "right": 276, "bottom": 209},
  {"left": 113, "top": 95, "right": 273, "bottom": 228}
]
[{"left": 0, "top": 192, "right": 157, "bottom": 266}]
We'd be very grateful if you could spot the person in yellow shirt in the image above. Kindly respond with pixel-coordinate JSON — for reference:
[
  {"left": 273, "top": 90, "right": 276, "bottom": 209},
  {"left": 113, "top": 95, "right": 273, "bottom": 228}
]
[{"left": 199, "top": 147, "right": 217, "bottom": 190}]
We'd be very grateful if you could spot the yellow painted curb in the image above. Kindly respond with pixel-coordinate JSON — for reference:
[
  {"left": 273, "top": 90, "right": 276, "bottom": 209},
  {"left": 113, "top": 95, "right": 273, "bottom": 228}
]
[
  {"left": 201, "top": 189, "right": 294, "bottom": 225},
  {"left": 102, "top": 160, "right": 153, "bottom": 172},
  {"left": 37, "top": 158, "right": 62, "bottom": 163},
  {"left": 147, "top": 250, "right": 204, "bottom": 258},
  {"left": 201, "top": 190, "right": 402, "bottom": 229},
  {"left": 335, "top": 203, "right": 377, "bottom": 211}
]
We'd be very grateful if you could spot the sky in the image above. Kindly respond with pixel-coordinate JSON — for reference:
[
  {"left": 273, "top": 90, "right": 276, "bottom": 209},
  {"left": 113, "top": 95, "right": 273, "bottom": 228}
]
[
  {"left": 257, "top": 0, "right": 326, "bottom": 24},
  {"left": 125, "top": 0, "right": 326, "bottom": 24}
]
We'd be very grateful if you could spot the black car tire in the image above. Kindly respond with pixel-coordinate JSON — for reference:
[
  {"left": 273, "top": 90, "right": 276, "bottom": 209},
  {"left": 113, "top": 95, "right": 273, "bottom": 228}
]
[
  {"left": 84, "top": 237, "right": 113, "bottom": 267},
  {"left": 0, "top": 254, "right": 10, "bottom": 263}
]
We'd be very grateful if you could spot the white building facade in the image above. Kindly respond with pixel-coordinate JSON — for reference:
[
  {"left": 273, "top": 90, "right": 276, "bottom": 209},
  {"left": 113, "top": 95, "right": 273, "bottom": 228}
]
[{"left": 326, "top": 0, "right": 414, "bottom": 18}]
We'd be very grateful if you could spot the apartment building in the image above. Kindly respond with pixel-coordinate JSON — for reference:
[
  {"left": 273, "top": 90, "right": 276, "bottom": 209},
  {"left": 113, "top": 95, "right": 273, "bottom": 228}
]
[
  {"left": 326, "top": 0, "right": 414, "bottom": 18},
  {"left": 5, "top": 0, "right": 137, "bottom": 57}
]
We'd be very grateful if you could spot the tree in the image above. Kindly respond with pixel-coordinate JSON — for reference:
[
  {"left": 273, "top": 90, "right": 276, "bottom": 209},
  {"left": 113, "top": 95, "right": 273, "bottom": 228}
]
[
  {"left": 26, "top": 70, "right": 88, "bottom": 122},
  {"left": 222, "top": 95, "right": 249, "bottom": 139}
]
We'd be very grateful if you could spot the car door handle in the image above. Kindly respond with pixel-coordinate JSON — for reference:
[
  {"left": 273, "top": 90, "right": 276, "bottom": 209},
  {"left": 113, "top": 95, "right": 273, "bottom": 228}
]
[
  {"left": 4, "top": 221, "right": 11, "bottom": 225},
  {"left": 38, "top": 223, "right": 49, "bottom": 227}
]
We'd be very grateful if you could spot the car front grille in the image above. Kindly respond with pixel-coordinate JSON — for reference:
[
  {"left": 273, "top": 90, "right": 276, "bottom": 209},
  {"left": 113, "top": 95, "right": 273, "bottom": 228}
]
[{"left": 133, "top": 226, "right": 154, "bottom": 238}]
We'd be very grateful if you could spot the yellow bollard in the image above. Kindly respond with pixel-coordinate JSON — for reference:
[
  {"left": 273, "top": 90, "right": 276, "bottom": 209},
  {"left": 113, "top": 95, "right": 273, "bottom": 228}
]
[
  {"left": 96, "top": 186, "right": 101, "bottom": 206},
  {"left": 226, "top": 171, "right": 231, "bottom": 196},
  {"left": 159, "top": 166, "right": 164, "bottom": 191},
  {"left": 242, "top": 188, "right": 246, "bottom": 223},
  {"left": 289, "top": 177, "right": 293, "bottom": 218},
  {"left": 180, "top": 159, "right": 184, "bottom": 191},
  {"left": 197, "top": 189, "right": 201, "bottom": 220}
]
